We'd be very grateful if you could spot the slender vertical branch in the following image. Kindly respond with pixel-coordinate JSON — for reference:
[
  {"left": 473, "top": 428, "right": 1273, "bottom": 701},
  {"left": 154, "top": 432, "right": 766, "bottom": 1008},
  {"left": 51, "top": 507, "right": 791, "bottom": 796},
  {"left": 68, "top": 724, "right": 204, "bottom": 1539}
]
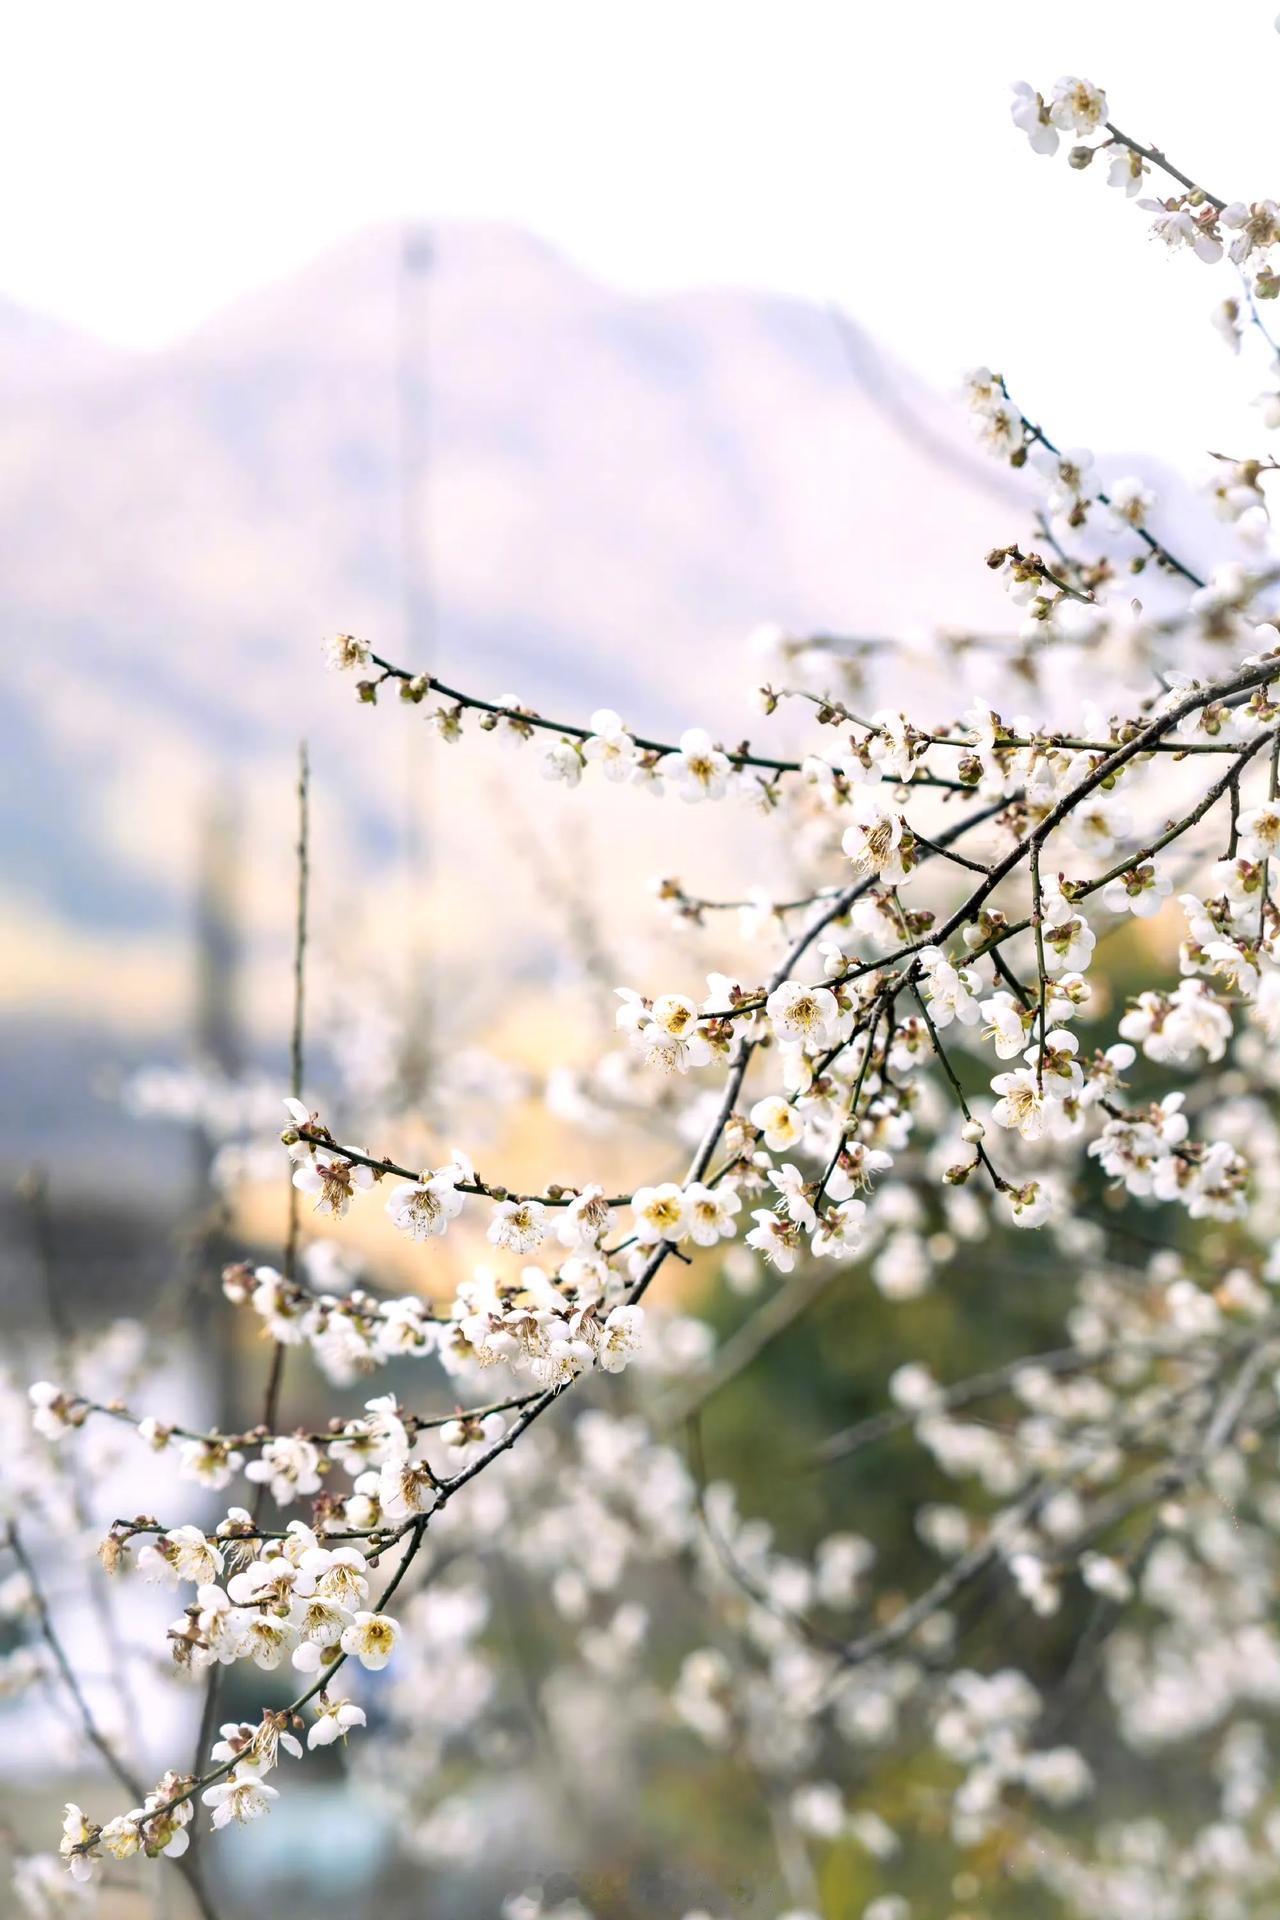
[
  {"left": 6, "top": 1523, "right": 145, "bottom": 1802},
  {"left": 20, "top": 1175, "right": 138, "bottom": 1765},
  {"left": 1029, "top": 840, "right": 1049, "bottom": 1090},
  {"left": 192, "top": 747, "right": 309, "bottom": 1855},
  {"left": 253, "top": 740, "right": 310, "bottom": 1487}
]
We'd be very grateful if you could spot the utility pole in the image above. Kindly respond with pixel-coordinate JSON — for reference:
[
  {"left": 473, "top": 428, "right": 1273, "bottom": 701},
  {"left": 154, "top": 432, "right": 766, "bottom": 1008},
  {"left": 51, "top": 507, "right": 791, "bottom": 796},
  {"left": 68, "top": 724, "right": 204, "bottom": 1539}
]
[
  {"left": 190, "top": 795, "right": 241, "bottom": 1433},
  {"left": 397, "top": 223, "right": 436, "bottom": 1105}
]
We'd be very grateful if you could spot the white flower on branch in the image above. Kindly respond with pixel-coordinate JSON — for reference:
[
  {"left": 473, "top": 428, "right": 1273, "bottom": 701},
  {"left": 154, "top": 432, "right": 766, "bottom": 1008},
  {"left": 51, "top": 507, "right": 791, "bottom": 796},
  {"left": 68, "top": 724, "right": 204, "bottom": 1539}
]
[
  {"left": 386, "top": 1173, "right": 466, "bottom": 1241},
  {"left": 325, "top": 632, "right": 371, "bottom": 673},
  {"left": 58, "top": 1804, "right": 98, "bottom": 1883},
  {"left": 744, "top": 1210, "right": 800, "bottom": 1271},
  {"left": 918, "top": 948, "right": 982, "bottom": 1029},
  {"left": 137, "top": 1526, "right": 223, "bottom": 1588},
  {"left": 1107, "top": 144, "right": 1146, "bottom": 196},
  {"left": 1119, "top": 980, "right": 1233, "bottom": 1064},
  {"left": 1010, "top": 83, "right": 1058, "bottom": 156},
  {"left": 203, "top": 1766, "right": 280, "bottom": 1829},
  {"left": 981, "top": 992, "right": 1031, "bottom": 1059},
  {"left": 1238, "top": 802, "right": 1280, "bottom": 861},
  {"left": 749, "top": 1095, "right": 806, "bottom": 1154},
  {"left": 769, "top": 1163, "right": 816, "bottom": 1232},
  {"left": 583, "top": 708, "right": 641, "bottom": 781},
  {"left": 555, "top": 1183, "right": 615, "bottom": 1249},
  {"left": 766, "top": 979, "right": 843, "bottom": 1048},
  {"left": 377, "top": 1456, "right": 439, "bottom": 1521},
  {"left": 340, "top": 1610, "right": 401, "bottom": 1671},
  {"left": 1041, "top": 899, "right": 1096, "bottom": 974},
  {"left": 1101, "top": 860, "right": 1172, "bottom": 918},
  {"left": 244, "top": 1436, "right": 322, "bottom": 1507},
  {"left": 177, "top": 1435, "right": 245, "bottom": 1490},
  {"left": 812, "top": 1198, "right": 868, "bottom": 1259},
  {"left": 308, "top": 1697, "right": 367, "bottom": 1749},
  {"left": 210, "top": 1719, "right": 302, "bottom": 1773},
  {"left": 631, "top": 1183, "right": 689, "bottom": 1245},
  {"left": 683, "top": 1182, "right": 742, "bottom": 1245},
  {"left": 249, "top": 1266, "right": 308, "bottom": 1344},
  {"left": 1047, "top": 75, "right": 1108, "bottom": 134},
  {"left": 1141, "top": 201, "right": 1223, "bottom": 264},
  {"left": 1212, "top": 297, "right": 1244, "bottom": 352},
  {"left": 665, "top": 728, "right": 731, "bottom": 802},
  {"left": 487, "top": 1199, "right": 548, "bottom": 1255},
  {"left": 1066, "top": 791, "right": 1130, "bottom": 855},
  {"left": 1024, "top": 1029, "right": 1085, "bottom": 1102},
  {"left": 28, "top": 1382, "right": 76, "bottom": 1441},
  {"left": 841, "top": 787, "right": 912, "bottom": 882},
  {"left": 540, "top": 739, "right": 583, "bottom": 787},
  {"left": 1222, "top": 199, "right": 1280, "bottom": 264},
  {"left": 990, "top": 1069, "right": 1049, "bottom": 1142},
  {"left": 293, "top": 1147, "right": 376, "bottom": 1217},
  {"left": 594, "top": 1304, "right": 645, "bottom": 1373}
]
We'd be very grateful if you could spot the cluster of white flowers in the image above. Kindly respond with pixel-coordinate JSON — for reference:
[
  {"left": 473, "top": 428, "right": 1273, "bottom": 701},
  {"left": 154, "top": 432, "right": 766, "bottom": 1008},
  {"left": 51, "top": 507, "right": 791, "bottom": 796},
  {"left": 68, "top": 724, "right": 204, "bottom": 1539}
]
[{"left": 27, "top": 56, "right": 1280, "bottom": 1920}]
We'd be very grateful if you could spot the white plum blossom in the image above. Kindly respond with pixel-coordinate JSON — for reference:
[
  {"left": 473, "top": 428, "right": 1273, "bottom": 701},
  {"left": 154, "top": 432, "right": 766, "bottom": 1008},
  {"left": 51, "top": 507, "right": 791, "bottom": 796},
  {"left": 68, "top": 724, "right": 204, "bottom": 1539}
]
[
  {"left": 583, "top": 708, "right": 641, "bottom": 781},
  {"left": 136, "top": 1526, "right": 224, "bottom": 1588},
  {"left": 990, "top": 1068, "right": 1049, "bottom": 1143},
  {"left": 325, "top": 632, "right": 371, "bottom": 672},
  {"left": 386, "top": 1173, "right": 466, "bottom": 1241},
  {"left": 595, "top": 1305, "right": 645, "bottom": 1372},
  {"left": 203, "top": 1768, "right": 280, "bottom": 1829},
  {"left": 842, "top": 788, "right": 911, "bottom": 882},
  {"left": 750, "top": 1095, "right": 806, "bottom": 1154},
  {"left": 812, "top": 1198, "right": 868, "bottom": 1258},
  {"left": 665, "top": 729, "right": 731, "bottom": 802},
  {"left": 769, "top": 1163, "right": 817, "bottom": 1232},
  {"left": 58, "top": 1805, "right": 97, "bottom": 1883},
  {"left": 340, "top": 1611, "right": 401, "bottom": 1671},
  {"left": 631, "top": 1184, "right": 689, "bottom": 1245},
  {"left": 745, "top": 1210, "right": 800, "bottom": 1272},
  {"left": 1047, "top": 75, "right": 1107, "bottom": 133},
  {"left": 1107, "top": 476, "right": 1156, "bottom": 529},
  {"left": 308, "top": 1698, "right": 367, "bottom": 1750},
  {"left": 540, "top": 740, "right": 583, "bottom": 787},
  {"left": 766, "top": 980, "right": 842, "bottom": 1048},
  {"left": 293, "top": 1148, "right": 376, "bottom": 1217},
  {"left": 1101, "top": 861, "right": 1172, "bottom": 918},
  {"left": 683, "top": 1182, "right": 742, "bottom": 1245},
  {"left": 557, "top": 1184, "right": 615, "bottom": 1249},
  {"left": 917, "top": 948, "right": 982, "bottom": 1028},
  {"left": 487, "top": 1199, "right": 548, "bottom": 1255},
  {"left": 28, "top": 72, "right": 1280, "bottom": 1920},
  {"left": 1010, "top": 83, "right": 1058, "bottom": 156},
  {"left": 981, "top": 992, "right": 1030, "bottom": 1059},
  {"left": 28, "top": 1383, "right": 76, "bottom": 1441},
  {"left": 244, "top": 1437, "right": 322, "bottom": 1507}
]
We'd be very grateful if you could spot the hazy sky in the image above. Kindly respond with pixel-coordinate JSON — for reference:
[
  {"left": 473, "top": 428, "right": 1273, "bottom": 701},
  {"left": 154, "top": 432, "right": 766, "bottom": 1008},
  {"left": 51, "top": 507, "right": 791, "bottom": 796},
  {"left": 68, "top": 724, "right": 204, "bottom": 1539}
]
[{"left": 5, "top": 2, "right": 1279, "bottom": 464}]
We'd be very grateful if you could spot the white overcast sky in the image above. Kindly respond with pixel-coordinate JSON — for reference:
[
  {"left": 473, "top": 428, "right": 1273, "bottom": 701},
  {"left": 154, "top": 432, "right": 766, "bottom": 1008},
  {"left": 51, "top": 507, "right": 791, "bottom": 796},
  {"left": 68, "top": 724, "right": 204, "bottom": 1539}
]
[{"left": 4, "top": 1, "right": 1279, "bottom": 465}]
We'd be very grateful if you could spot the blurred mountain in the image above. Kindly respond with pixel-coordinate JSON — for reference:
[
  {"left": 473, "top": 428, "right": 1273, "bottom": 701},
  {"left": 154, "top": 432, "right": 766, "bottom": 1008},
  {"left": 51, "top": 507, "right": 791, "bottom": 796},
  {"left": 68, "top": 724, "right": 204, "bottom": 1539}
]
[{"left": 3, "top": 222, "right": 1021, "bottom": 1077}]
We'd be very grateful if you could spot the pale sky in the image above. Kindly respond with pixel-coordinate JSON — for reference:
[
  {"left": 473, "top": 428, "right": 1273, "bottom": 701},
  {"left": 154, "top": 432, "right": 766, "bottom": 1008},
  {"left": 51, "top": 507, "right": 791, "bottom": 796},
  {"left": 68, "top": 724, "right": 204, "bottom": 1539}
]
[{"left": 4, "top": 1, "right": 1279, "bottom": 464}]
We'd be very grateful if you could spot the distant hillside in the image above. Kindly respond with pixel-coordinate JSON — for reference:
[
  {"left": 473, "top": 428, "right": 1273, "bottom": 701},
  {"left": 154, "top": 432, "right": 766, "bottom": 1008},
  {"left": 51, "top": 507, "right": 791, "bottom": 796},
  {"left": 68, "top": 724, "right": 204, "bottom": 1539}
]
[{"left": 2, "top": 220, "right": 1038, "bottom": 1097}]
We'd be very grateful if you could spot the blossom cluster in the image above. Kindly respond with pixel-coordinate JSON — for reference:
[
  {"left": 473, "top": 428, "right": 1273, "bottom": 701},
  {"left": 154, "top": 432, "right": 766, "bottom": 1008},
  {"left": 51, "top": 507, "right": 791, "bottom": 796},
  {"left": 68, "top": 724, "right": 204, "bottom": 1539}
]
[{"left": 20, "top": 54, "right": 1280, "bottom": 1920}]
